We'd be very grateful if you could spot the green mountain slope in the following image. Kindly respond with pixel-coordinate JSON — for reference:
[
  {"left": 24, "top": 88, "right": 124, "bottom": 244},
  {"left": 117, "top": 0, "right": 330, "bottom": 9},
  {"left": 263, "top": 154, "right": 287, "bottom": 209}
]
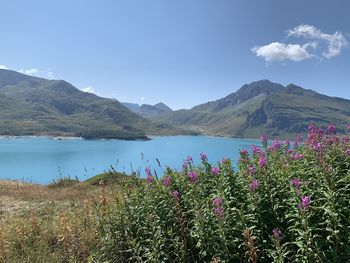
[
  {"left": 122, "top": 102, "right": 173, "bottom": 118},
  {"left": 155, "top": 80, "right": 350, "bottom": 138},
  {"left": 0, "top": 69, "right": 189, "bottom": 139}
]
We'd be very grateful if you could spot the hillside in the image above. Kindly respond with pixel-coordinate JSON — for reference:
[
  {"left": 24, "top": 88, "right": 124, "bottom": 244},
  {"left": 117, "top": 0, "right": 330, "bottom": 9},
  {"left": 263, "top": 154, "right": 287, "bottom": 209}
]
[
  {"left": 122, "top": 102, "right": 173, "bottom": 118},
  {"left": 0, "top": 69, "right": 189, "bottom": 139},
  {"left": 154, "top": 80, "right": 350, "bottom": 138}
]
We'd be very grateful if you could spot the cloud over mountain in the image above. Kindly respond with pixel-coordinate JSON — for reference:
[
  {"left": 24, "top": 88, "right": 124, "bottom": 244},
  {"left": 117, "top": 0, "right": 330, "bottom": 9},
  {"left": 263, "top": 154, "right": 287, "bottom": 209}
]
[{"left": 252, "top": 24, "right": 348, "bottom": 63}]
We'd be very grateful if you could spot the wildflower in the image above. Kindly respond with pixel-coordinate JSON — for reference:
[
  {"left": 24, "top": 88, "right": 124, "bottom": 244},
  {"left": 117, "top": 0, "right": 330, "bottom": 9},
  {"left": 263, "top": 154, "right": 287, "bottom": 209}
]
[
  {"left": 273, "top": 139, "right": 281, "bottom": 149},
  {"left": 345, "top": 149, "right": 350, "bottom": 156},
  {"left": 252, "top": 145, "right": 263, "bottom": 155},
  {"left": 163, "top": 176, "right": 171, "bottom": 187},
  {"left": 258, "top": 156, "right": 267, "bottom": 167},
  {"left": 200, "top": 152, "right": 208, "bottom": 162},
  {"left": 186, "top": 155, "right": 193, "bottom": 164},
  {"left": 342, "top": 137, "right": 349, "bottom": 145},
  {"left": 248, "top": 165, "right": 255, "bottom": 174},
  {"left": 145, "top": 167, "right": 154, "bottom": 184},
  {"left": 240, "top": 149, "right": 248, "bottom": 156},
  {"left": 299, "top": 196, "right": 311, "bottom": 211},
  {"left": 145, "top": 167, "right": 151, "bottom": 177},
  {"left": 182, "top": 162, "right": 187, "bottom": 172},
  {"left": 146, "top": 175, "right": 154, "bottom": 184},
  {"left": 188, "top": 170, "right": 198, "bottom": 183},
  {"left": 295, "top": 153, "right": 303, "bottom": 160},
  {"left": 291, "top": 178, "right": 301, "bottom": 188},
  {"left": 327, "top": 123, "right": 336, "bottom": 134},
  {"left": 313, "top": 142, "right": 322, "bottom": 152},
  {"left": 212, "top": 197, "right": 223, "bottom": 207},
  {"left": 171, "top": 190, "right": 180, "bottom": 201},
  {"left": 272, "top": 228, "right": 283, "bottom": 241},
  {"left": 293, "top": 141, "right": 299, "bottom": 148},
  {"left": 348, "top": 124, "right": 350, "bottom": 133},
  {"left": 249, "top": 179, "right": 260, "bottom": 192},
  {"left": 211, "top": 166, "right": 220, "bottom": 175},
  {"left": 212, "top": 197, "right": 224, "bottom": 218},
  {"left": 260, "top": 134, "right": 268, "bottom": 146},
  {"left": 213, "top": 207, "right": 224, "bottom": 218}
]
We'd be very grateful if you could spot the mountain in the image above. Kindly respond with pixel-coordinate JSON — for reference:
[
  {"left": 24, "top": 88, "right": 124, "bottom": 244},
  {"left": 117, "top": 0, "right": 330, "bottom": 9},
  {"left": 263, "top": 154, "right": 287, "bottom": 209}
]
[
  {"left": 0, "top": 69, "right": 190, "bottom": 139},
  {"left": 122, "top": 102, "right": 173, "bottom": 118},
  {"left": 154, "top": 80, "right": 350, "bottom": 138}
]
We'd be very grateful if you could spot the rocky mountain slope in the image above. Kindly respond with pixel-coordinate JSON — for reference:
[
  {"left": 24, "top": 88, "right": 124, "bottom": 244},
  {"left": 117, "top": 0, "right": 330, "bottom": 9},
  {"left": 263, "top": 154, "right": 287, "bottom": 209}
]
[{"left": 154, "top": 80, "right": 350, "bottom": 138}]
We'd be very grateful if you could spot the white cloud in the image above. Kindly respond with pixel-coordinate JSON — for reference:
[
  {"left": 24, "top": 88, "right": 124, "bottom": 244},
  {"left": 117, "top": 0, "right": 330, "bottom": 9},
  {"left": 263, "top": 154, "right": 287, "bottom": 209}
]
[
  {"left": 253, "top": 24, "right": 348, "bottom": 63},
  {"left": 0, "top": 65, "right": 8, "bottom": 69},
  {"left": 140, "top": 97, "right": 145, "bottom": 102},
  {"left": 81, "top": 86, "right": 96, "bottom": 94},
  {"left": 252, "top": 42, "right": 312, "bottom": 62},
  {"left": 19, "top": 68, "right": 39, "bottom": 75},
  {"left": 287, "top": 24, "right": 347, "bottom": 58}
]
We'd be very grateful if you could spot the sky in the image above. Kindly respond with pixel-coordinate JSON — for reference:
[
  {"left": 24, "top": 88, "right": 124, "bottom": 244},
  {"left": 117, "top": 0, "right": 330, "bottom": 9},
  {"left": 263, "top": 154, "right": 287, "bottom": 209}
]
[{"left": 1, "top": 0, "right": 350, "bottom": 109}]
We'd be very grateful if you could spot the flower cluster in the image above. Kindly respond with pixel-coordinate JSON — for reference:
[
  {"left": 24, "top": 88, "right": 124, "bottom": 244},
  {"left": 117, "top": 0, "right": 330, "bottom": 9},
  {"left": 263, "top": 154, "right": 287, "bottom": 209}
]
[{"left": 212, "top": 197, "right": 224, "bottom": 218}]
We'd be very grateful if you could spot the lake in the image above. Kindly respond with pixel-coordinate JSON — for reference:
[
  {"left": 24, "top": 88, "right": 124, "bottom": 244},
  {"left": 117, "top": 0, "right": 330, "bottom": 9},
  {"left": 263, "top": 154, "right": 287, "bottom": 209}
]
[{"left": 0, "top": 136, "right": 261, "bottom": 184}]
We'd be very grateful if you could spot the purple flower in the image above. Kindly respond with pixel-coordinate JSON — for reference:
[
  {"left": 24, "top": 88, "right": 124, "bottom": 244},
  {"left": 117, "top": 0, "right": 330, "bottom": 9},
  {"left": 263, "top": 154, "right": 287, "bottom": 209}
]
[
  {"left": 188, "top": 170, "right": 198, "bottom": 183},
  {"left": 213, "top": 206, "right": 224, "bottom": 218},
  {"left": 327, "top": 124, "right": 336, "bottom": 134},
  {"left": 272, "top": 228, "right": 283, "bottom": 241},
  {"left": 299, "top": 196, "right": 311, "bottom": 211},
  {"left": 212, "top": 197, "right": 223, "bottom": 207},
  {"left": 163, "top": 176, "right": 171, "bottom": 187},
  {"left": 186, "top": 155, "right": 193, "bottom": 164},
  {"left": 171, "top": 190, "right": 180, "bottom": 201},
  {"left": 146, "top": 175, "right": 154, "bottom": 184},
  {"left": 258, "top": 156, "right": 267, "bottom": 167},
  {"left": 313, "top": 142, "right": 322, "bottom": 152},
  {"left": 145, "top": 167, "right": 152, "bottom": 177},
  {"left": 240, "top": 149, "right": 248, "bottom": 156},
  {"left": 249, "top": 179, "right": 260, "bottom": 192},
  {"left": 345, "top": 149, "right": 350, "bottom": 156},
  {"left": 295, "top": 153, "right": 303, "bottom": 160},
  {"left": 248, "top": 165, "right": 255, "bottom": 174},
  {"left": 342, "top": 137, "right": 349, "bottom": 145},
  {"left": 260, "top": 134, "right": 268, "bottom": 145},
  {"left": 211, "top": 166, "right": 220, "bottom": 175},
  {"left": 293, "top": 141, "right": 299, "bottom": 148},
  {"left": 347, "top": 124, "right": 350, "bottom": 133},
  {"left": 200, "top": 152, "right": 208, "bottom": 162},
  {"left": 291, "top": 178, "right": 301, "bottom": 188},
  {"left": 145, "top": 167, "right": 154, "bottom": 184},
  {"left": 252, "top": 145, "right": 263, "bottom": 156}
]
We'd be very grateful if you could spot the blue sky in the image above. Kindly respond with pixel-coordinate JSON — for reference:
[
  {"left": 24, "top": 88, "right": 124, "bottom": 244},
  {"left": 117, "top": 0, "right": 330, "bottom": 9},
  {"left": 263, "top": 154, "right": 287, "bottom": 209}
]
[{"left": 1, "top": 0, "right": 349, "bottom": 109}]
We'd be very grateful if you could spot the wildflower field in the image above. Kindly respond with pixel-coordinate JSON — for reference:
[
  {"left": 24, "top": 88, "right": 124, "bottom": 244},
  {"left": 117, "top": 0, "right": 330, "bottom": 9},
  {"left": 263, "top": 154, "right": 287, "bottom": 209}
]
[
  {"left": 1, "top": 124, "right": 350, "bottom": 262},
  {"left": 97, "top": 125, "right": 350, "bottom": 262}
]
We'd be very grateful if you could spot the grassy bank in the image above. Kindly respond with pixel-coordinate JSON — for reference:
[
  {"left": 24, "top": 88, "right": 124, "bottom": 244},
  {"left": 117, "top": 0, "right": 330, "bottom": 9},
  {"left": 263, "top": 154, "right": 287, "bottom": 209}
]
[{"left": 0, "top": 172, "right": 138, "bottom": 262}]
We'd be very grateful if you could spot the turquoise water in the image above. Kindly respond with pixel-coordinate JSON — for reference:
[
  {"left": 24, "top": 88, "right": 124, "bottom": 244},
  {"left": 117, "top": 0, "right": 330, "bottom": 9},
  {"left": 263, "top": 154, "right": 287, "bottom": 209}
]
[{"left": 0, "top": 136, "right": 261, "bottom": 184}]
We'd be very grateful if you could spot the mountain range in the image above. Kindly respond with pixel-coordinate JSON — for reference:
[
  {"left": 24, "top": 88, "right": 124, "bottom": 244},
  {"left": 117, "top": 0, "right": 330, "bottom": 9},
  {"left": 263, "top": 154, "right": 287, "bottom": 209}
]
[
  {"left": 1, "top": 69, "right": 349, "bottom": 139},
  {"left": 153, "top": 80, "right": 350, "bottom": 138},
  {"left": 0, "top": 69, "right": 190, "bottom": 139},
  {"left": 122, "top": 102, "right": 172, "bottom": 118}
]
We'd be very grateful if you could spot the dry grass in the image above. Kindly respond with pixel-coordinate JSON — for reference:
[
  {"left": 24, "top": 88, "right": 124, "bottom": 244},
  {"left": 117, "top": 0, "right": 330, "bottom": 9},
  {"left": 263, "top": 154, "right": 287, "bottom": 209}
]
[{"left": 0, "top": 177, "right": 124, "bottom": 262}]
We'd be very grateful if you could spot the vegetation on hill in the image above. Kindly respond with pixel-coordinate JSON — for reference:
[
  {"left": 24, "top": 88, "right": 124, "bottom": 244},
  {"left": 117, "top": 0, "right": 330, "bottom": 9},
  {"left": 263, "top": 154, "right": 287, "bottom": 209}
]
[
  {"left": 155, "top": 80, "right": 350, "bottom": 138},
  {"left": 122, "top": 102, "right": 173, "bottom": 118},
  {"left": 2, "top": 124, "right": 349, "bottom": 262},
  {"left": 0, "top": 69, "right": 191, "bottom": 139}
]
